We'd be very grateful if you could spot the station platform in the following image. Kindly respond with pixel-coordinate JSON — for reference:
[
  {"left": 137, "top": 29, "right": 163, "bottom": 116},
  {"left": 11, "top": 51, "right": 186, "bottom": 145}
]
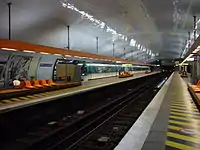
[
  {"left": 115, "top": 72, "right": 200, "bottom": 150},
  {"left": 0, "top": 72, "right": 159, "bottom": 113}
]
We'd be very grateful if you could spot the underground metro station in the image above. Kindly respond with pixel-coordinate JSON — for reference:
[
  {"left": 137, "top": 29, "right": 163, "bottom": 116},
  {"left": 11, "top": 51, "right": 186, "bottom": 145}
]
[{"left": 0, "top": 0, "right": 200, "bottom": 150}]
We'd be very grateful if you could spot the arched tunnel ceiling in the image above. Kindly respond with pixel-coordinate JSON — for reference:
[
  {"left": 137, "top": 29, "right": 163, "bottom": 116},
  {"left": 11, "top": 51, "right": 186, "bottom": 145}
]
[{"left": 0, "top": 0, "right": 200, "bottom": 62}]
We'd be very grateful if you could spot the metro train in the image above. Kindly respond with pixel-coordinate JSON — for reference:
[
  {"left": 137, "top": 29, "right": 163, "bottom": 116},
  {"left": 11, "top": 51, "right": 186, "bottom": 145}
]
[{"left": 78, "top": 63, "right": 151, "bottom": 81}]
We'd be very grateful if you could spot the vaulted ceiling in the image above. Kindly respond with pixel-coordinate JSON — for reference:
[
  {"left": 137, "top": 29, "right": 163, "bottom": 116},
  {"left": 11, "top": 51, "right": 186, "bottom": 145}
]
[{"left": 0, "top": 0, "right": 200, "bottom": 62}]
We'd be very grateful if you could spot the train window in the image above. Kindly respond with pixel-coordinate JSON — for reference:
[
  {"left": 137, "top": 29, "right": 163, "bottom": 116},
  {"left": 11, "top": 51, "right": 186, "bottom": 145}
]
[{"left": 83, "top": 64, "right": 150, "bottom": 76}]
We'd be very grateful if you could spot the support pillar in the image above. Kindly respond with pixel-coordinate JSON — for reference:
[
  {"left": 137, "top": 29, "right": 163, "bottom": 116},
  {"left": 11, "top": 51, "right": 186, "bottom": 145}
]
[
  {"left": 124, "top": 48, "right": 126, "bottom": 59},
  {"left": 8, "top": 2, "right": 12, "bottom": 40},
  {"left": 96, "top": 37, "right": 99, "bottom": 53},
  {"left": 194, "top": 15, "right": 197, "bottom": 41},
  {"left": 67, "top": 25, "right": 70, "bottom": 49},
  {"left": 113, "top": 43, "right": 115, "bottom": 57}
]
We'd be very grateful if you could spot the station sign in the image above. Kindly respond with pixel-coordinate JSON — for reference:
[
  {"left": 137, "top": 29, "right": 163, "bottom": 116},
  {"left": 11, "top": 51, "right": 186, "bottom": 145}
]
[
  {"left": 178, "top": 63, "right": 189, "bottom": 66},
  {"left": 122, "top": 64, "right": 133, "bottom": 67}
]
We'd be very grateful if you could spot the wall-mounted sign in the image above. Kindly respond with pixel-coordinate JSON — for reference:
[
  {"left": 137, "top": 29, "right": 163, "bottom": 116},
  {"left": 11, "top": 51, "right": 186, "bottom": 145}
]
[{"left": 40, "top": 63, "right": 53, "bottom": 67}]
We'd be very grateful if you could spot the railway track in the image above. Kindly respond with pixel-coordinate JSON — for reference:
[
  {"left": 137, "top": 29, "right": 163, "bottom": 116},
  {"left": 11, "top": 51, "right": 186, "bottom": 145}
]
[
  {"left": 70, "top": 84, "right": 157, "bottom": 150},
  {"left": 30, "top": 83, "right": 149, "bottom": 150},
  {"left": 47, "top": 78, "right": 158, "bottom": 150},
  {"left": 0, "top": 73, "right": 168, "bottom": 150}
]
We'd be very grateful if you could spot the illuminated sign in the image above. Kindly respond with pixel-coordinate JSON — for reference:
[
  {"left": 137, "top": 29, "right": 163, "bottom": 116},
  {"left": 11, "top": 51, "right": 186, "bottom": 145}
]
[{"left": 122, "top": 64, "right": 133, "bottom": 67}]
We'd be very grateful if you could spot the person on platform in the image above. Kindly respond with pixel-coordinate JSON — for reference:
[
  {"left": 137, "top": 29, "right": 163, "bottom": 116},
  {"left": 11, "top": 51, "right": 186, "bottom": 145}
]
[{"left": 13, "top": 78, "right": 21, "bottom": 88}]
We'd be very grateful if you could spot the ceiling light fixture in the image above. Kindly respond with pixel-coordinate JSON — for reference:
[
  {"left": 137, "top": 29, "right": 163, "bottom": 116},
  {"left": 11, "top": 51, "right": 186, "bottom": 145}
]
[
  {"left": 180, "top": 54, "right": 194, "bottom": 65},
  {"left": 192, "top": 48, "right": 199, "bottom": 53},
  {"left": 1, "top": 48, "right": 17, "bottom": 51},
  {"left": 60, "top": 0, "right": 152, "bottom": 61},
  {"left": 60, "top": 1, "right": 128, "bottom": 42},
  {"left": 149, "top": 50, "right": 152, "bottom": 55},
  {"left": 137, "top": 44, "right": 141, "bottom": 49},
  {"left": 130, "top": 39, "right": 136, "bottom": 47},
  {"left": 23, "top": 50, "right": 35, "bottom": 53},
  {"left": 40, "top": 52, "right": 49, "bottom": 55},
  {"left": 54, "top": 54, "right": 62, "bottom": 56},
  {"left": 186, "top": 57, "right": 194, "bottom": 61}
]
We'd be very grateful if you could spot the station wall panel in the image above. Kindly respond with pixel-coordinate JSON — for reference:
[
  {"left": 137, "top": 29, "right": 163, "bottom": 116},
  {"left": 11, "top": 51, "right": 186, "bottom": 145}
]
[
  {"left": 28, "top": 56, "right": 42, "bottom": 80},
  {"left": 36, "top": 55, "right": 60, "bottom": 80}
]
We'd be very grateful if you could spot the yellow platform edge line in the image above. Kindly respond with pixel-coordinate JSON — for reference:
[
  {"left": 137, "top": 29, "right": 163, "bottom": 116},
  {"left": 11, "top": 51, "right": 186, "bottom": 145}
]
[
  {"left": 19, "top": 97, "right": 29, "bottom": 100},
  {"left": 10, "top": 99, "right": 22, "bottom": 102},
  {"left": 170, "top": 112, "right": 200, "bottom": 119},
  {"left": 168, "top": 125, "right": 200, "bottom": 137},
  {"left": 1, "top": 100, "right": 13, "bottom": 103},
  {"left": 171, "top": 102, "right": 185, "bottom": 104},
  {"left": 26, "top": 96, "right": 35, "bottom": 98},
  {"left": 167, "top": 132, "right": 199, "bottom": 144},
  {"left": 32, "top": 94, "right": 45, "bottom": 97},
  {"left": 170, "top": 106, "right": 198, "bottom": 111},
  {"left": 11, "top": 98, "right": 20, "bottom": 100},
  {"left": 171, "top": 101, "right": 195, "bottom": 104},
  {"left": 165, "top": 140, "right": 198, "bottom": 150},
  {"left": 169, "top": 115, "right": 200, "bottom": 122},
  {"left": 170, "top": 109, "right": 200, "bottom": 115},
  {"left": 169, "top": 120, "right": 200, "bottom": 129},
  {"left": 171, "top": 104, "right": 196, "bottom": 108},
  {"left": 168, "top": 125, "right": 182, "bottom": 131},
  {"left": 171, "top": 101, "right": 194, "bottom": 104}
]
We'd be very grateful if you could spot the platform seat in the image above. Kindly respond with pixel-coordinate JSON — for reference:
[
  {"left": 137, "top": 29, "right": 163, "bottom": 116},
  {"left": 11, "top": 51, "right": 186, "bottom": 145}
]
[
  {"left": 33, "top": 80, "right": 44, "bottom": 88},
  {"left": 40, "top": 79, "right": 58, "bottom": 91},
  {"left": 24, "top": 81, "right": 36, "bottom": 89},
  {"left": 40, "top": 80, "right": 50, "bottom": 87},
  {"left": 188, "top": 84, "right": 200, "bottom": 107},
  {"left": 0, "top": 79, "right": 81, "bottom": 100},
  {"left": 47, "top": 79, "right": 57, "bottom": 86},
  {"left": 24, "top": 80, "right": 49, "bottom": 93},
  {"left": 188, "top": 80, "right": 200, "bottom": 93}
]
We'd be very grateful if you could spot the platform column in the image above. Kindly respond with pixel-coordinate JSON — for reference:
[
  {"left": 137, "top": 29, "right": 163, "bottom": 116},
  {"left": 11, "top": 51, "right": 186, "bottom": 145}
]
[
  {"left": 124, "top": 48, "right": 126, "bottom": 59},
  {"left": 67, "top": 25, "right": 70, "bottom": 49},
  {"left": 8, "top": 2, "right": 12, "bottom": 40},
  {"left": 112, "top": 42, "right": 115, "bottom": 57},
  {"left": 4, "top": 56, "right": 13, "bottom": 88},
  {"left": 194, "top": 15, "right": 197, "bottom": 41},
  {"left": 96, "top": 37, "right": 99, "bottom": 53},
  {"left": 191, "top": 60, "right": 198, "bottom": 84},
  {"left": 197, "top": 58, "right": 200, "bottom": 81}
]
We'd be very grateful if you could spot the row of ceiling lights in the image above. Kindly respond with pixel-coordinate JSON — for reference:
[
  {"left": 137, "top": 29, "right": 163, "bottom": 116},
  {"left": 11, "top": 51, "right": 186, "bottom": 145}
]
[
  {"left": 129, "top": 39, "right": 159, "bottom": 57},
  {"left": 180, "top": 46, "right": 200, "bottom": 65},
  {"left": 180, "top": 17, "right": 200, "bottom": 65},
  {"left": 181, "top": 32, "right": 200, "bottom": 58},
  {"left": 181, "top": 18, "right": 200, "bottom": 58},
  {"left": 60, "top": 0, "right": 158, "bottom": 59}
]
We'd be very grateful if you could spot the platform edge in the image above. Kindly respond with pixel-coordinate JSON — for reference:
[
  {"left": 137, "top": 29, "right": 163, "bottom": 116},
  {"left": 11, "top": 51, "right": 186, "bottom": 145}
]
[{"left": 114, "top": 72, "right": 174, "bottom": 150}]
